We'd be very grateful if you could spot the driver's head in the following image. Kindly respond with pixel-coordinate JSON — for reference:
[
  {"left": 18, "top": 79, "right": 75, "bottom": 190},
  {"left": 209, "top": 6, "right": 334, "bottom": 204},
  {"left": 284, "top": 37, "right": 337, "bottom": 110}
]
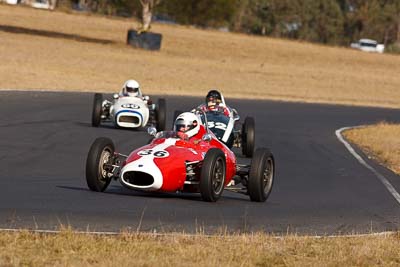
[
  {"left": 206, "top": 89, "right": 222, "bottom": 108},
  {"left": 123, "top": 79, "right": 140, "bottom": 97},
  {"left": 174, "top": 112, "right": 200, "bottom": 138}
]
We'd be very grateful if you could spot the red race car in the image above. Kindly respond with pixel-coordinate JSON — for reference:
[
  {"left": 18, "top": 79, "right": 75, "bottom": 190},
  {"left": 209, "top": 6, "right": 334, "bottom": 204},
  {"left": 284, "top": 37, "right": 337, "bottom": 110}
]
[{"left": 85, "top": 112, "right": 275, "bottom": 202}]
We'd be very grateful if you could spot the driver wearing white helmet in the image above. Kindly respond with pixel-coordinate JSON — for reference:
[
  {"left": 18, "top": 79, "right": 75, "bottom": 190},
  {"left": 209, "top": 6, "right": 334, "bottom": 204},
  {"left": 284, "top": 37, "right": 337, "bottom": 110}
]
[
  {"left": 173, "top": 112, "right": 206, "bottom": 141},
  {"left": 119, "top": 79, "right": 143, "bottom": 98}
]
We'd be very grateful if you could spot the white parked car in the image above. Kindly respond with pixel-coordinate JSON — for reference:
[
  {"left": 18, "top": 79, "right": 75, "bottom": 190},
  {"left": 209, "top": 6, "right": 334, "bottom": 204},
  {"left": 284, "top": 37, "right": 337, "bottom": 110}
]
[
  {"left": 350, "top": 39, "right": 384, "bottom": 53},
  {"left": 91, "top": 93, "right": 166, "bottom": 131}
]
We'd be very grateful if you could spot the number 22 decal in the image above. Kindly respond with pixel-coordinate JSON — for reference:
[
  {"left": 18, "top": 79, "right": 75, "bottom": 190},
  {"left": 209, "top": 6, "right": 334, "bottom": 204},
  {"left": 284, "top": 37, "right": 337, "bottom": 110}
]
[{"left": 138, "top": 149, "right": 169, "bottom": 158}]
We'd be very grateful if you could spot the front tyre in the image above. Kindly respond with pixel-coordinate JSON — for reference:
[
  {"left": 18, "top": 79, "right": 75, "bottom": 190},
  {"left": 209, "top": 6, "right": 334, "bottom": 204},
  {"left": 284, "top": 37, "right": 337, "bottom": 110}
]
[
  {"left": 86, "top": 137, "right": 115, "bottom": 192},
  {"left": 200, "top": 148, "right": 226, "bottom": 202},
  {"left": 242, "top": 116, "right": 255, "bottom": 157},
  {"left": 248, "top": 148, "right": 275, "bottom": 202},
  {"left": 92, "top": 93, "right": 103, "bottom": 127},
  {"left": 155, "top": 98, "right": 166, "bottom": 131}
]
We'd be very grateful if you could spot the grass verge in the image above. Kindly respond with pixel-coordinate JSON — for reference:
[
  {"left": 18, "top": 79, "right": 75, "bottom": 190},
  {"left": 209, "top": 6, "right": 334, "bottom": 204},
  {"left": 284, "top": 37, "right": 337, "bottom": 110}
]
[
  {"left": 0, "top": 4, "right": 400, "bottom": 108},
  {"left": 1, "top": 230, "right": 400, "bottom": 266},
  {"left": 343, "top": 122, "right": 400, "bottom": 175}
]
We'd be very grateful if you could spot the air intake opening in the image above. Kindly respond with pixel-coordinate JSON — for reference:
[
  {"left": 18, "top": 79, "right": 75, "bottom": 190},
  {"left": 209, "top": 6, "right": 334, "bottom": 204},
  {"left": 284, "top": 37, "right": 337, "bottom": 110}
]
[
  {"left": 119, "top": 116, "right": 139, "bottom": 124},
  {"left": 123, "top": 171, "right": 154, "bottom": 186}
]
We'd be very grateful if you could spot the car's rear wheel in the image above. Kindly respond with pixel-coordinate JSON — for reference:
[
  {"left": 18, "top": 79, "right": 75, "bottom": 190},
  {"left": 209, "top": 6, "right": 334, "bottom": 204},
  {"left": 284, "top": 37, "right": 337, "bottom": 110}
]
[
  {"left": 242, "top": 116, "right": 255, "bottom": 157},
  {"left": 156, "top": 98, "right": 166, "bottom": 131},
  {"left": 86, "top": 137, "right": 115, "bottom": 192},
  {"left": 248, "top": 148, "right": 275, "bottom": 202},
  {"left": 200, "top": 148, "right": 226, "bottom": 202},
  {"left": 92, "top": 93, "right": 103, "bottom": 127}
]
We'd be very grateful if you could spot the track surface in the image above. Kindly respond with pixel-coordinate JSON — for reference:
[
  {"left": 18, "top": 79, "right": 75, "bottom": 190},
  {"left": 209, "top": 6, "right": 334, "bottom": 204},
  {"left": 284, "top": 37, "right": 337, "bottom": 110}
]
[{"left": 1, "top": 91, "right": 400, "bottom": 235}]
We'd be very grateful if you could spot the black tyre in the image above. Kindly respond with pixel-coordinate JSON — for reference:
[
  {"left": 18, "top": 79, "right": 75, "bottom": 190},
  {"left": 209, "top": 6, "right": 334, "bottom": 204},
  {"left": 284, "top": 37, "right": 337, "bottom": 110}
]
[
  {"left": 156, "top": 98, "right": 166, "bottom": 131},
  {"left": 248, "top": 148, "right": 275, "bottom": 202},
  {"left": 86, "top": 137, "right": 115, "bottom": 192},
  {"left": 242, "top": 117, "right": 255, "bottom": 157},
  {"left": 91, "top": 93, "right": 103, "bottom": 127},
  {"left": 200, "top": 148, "right": 226, "bottom": 202},
  {"left": 172, "top": 110, "right": 184, "bottom": 129},
  {"left": 126, "top": 29, "right": 162, "bottom": 51}
]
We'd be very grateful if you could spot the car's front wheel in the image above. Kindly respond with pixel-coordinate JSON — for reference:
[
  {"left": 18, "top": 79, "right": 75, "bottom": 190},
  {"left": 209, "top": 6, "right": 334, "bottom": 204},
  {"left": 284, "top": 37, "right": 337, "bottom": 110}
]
[
  {"left": 200, "top": 148, "right": 226, "bottom": 202},
  {"left": 247, "top": 148, "right": 275, "bottom": 202},
  {"left": 86, "top": 137, "right": 115, "bottom": 192}
]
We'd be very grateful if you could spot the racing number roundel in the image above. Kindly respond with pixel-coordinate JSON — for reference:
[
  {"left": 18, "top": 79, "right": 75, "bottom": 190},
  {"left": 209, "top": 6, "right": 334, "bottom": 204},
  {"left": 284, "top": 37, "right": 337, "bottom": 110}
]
[{"left": 138, "top": 149, "right": 169, "bottom": 158}]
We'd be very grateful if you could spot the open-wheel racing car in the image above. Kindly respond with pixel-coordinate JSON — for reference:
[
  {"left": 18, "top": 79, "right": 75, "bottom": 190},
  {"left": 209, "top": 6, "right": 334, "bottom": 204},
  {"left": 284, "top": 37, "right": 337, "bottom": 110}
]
[
  {"left": 91, "top": 92, "right": 166, "bottom": 131},
  {"left": 85, "top": 112, "right": 275, "bottom": 202}
]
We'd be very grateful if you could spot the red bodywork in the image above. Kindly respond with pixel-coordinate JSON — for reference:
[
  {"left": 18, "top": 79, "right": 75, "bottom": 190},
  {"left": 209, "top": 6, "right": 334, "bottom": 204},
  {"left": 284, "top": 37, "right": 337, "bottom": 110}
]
[{"left": 120, "top": 126, "right": 236, "bottom": 192}]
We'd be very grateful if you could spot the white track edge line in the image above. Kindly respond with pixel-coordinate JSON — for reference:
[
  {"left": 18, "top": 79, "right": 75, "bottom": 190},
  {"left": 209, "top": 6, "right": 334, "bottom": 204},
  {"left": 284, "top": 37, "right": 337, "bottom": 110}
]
[{"left": 336, "top": 126, "right": 400, "bottom": 205}]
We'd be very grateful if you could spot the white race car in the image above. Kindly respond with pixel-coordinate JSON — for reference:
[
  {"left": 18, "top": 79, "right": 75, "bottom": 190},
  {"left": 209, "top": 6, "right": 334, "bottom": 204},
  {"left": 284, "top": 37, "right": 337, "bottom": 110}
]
[{"left": 91, "top": 93, "right": 166, "bottom": 131}]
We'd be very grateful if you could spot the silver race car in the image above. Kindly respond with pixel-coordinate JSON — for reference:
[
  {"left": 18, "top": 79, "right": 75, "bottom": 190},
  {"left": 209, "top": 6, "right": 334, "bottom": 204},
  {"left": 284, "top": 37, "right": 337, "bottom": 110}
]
[{"left": 91, "top": 93, "right": 166, "bottom": 131}]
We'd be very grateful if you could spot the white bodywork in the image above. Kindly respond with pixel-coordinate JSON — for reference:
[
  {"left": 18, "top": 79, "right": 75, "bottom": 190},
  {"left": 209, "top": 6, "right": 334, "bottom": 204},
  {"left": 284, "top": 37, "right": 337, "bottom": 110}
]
[
  {"left": 120, "top": 138, "right": 177, "bottom": 191},
  {"left": 109, "top": 97, "right": 150, "bottom": 128},
  {"left": 5, "top": 0, "right": 18, "bottom": 5},
  {"left": 350, "top": 39, "right": 384, "bottom": 53}
]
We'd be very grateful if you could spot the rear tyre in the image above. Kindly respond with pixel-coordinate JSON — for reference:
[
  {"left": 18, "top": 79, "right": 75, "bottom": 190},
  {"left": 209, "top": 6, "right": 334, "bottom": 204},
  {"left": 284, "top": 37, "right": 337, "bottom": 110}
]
[
  {"left": 242, "top": 117, "right": 255, "bottom": 157},
  {"left": 86, "top": 137, "right": 115, "bottom": 192},
  {"left": 91, "top": 93, "right": 103, "bottom": 127},
  {"left": 200, "top": 148, "right": 226, "bottom": 202},
  {"left": 248, "top": 148, "right": 275, "bottom": 202},
  {"left": 156, "top": 98, "right": 166, "bottom": 131}
]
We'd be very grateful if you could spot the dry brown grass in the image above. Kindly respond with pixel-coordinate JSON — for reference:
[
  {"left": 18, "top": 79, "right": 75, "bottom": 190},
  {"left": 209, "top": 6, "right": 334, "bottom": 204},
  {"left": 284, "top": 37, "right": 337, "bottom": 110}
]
[
  {"left": 1, "top": 4, "right": 400, "bottom": 107},
  {"left": 1, "top": 230, "right": 400, "bottom": 266},
  {"left": 343, "top": 122, "right": 400, "bottom": 175}
]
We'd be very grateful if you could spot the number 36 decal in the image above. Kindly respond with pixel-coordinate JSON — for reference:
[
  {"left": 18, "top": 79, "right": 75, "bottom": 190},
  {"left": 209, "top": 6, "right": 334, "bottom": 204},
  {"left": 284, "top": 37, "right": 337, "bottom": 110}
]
[
  {"left": 207, "top": 121, "right": 227, "bottom": 130},
  {"left": 138, "top": 149, "right": 169, "bottom": 158}
]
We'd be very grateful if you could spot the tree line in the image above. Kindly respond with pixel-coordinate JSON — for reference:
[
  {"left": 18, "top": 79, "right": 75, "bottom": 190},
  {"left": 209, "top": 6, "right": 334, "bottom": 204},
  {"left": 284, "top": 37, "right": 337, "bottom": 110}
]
[{"left": 65, "top": 0, "right": 400, "bottom": 50}]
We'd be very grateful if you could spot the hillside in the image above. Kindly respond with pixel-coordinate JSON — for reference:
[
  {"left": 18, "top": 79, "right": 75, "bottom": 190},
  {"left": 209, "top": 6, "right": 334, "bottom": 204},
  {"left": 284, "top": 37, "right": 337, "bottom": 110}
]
[{"left": 1, "top": 4, "right": 400, "bottom": 108}]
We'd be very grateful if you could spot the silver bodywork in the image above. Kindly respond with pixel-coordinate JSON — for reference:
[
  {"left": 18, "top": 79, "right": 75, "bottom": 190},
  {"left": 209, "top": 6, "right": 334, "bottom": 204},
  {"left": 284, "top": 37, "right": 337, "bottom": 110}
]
[{"left": 104, "top": 96, "right": 152, "bottom": 128}]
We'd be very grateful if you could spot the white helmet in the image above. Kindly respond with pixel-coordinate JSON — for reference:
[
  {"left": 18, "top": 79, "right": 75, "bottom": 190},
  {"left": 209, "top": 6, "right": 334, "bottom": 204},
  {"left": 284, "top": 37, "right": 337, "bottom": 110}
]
[
  {"left": 174, "top": 112, "right": 200, "bottom": 138},
  {"left": 122, "top": 79, "right": 140, "bottom": 97}
]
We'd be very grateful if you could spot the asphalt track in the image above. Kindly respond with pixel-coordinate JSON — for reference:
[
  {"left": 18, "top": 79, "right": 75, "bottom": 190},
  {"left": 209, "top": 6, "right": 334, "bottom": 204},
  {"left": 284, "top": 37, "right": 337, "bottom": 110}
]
[{"left": 1, "top": 91, "right": 400, "bottom": 235}]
